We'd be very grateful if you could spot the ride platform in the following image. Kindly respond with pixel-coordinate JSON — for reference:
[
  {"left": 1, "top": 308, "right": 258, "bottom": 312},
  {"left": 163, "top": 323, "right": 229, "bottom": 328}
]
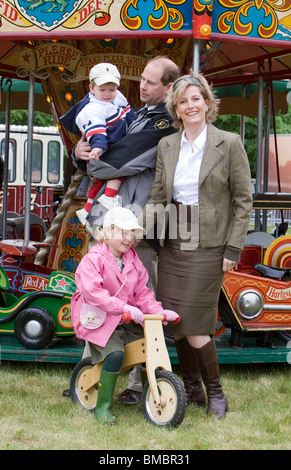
[{"left": 0, "top": 330, "right": 290, "bottom": 365}]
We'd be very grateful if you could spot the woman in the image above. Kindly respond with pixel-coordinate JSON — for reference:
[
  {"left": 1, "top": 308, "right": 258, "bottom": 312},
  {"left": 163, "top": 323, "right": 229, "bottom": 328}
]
[{"left": 143, "top": 73, "right": 253, "bottom": 418}]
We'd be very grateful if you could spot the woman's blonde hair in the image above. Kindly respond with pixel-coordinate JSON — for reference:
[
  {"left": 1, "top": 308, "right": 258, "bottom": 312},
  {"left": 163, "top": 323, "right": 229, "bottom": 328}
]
[{"left": 165, "top": 71, "right": 220, "bottom": 129}]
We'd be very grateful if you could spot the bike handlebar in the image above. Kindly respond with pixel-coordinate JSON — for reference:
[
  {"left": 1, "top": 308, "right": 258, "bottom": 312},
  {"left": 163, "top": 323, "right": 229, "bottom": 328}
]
[
  {"left": 19, "top": 201, "right": 60, "bottom": 212},
  {"left": 122, "top": 312, "right": 180, "bottom": 324},
  {"left": 32, "top": 201, "right": 60, "bottom": 209}
]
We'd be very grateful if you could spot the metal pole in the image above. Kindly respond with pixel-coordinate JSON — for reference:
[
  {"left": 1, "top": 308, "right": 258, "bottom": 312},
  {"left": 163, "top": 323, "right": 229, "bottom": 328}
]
[
  {"left": 263, "top": 86, "right": 271, "bottom": 192},
  {"left": 261, "top": 86, "right": 271, "bottom": 232},
  {"left": 2, "top": 79, "right": 12, "bottom": 239},
  {"left": 255, "top": 74, "right": 264, "bottom": 231},
  {"left": 24, "top": 72, "right": 35, "bottom": 241},
  {"left": 192, "top": 39, "right": 200, "bottom": 73},
  {"left": 240, "top": 85, "right": 246, "bottom": 146}
]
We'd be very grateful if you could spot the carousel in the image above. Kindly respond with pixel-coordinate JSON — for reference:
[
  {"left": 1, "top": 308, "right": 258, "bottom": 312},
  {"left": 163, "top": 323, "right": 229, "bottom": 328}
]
[{"left": 0, "top": 0, "right": 291, "bottom": 364}]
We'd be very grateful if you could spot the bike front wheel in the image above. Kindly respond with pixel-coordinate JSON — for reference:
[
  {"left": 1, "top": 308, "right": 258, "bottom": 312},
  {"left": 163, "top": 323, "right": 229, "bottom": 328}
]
[{"left": 142, "top": 370, "right": 187, "bottom": 428}]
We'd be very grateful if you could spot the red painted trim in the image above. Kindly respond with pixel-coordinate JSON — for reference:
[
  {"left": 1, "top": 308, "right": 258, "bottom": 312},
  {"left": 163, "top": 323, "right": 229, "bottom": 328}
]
[
  {"left": 0, "top": 29, "right": 193, "bottom": 40},
  {"left": 210, "top": 32, "right": 291, "bottom": 50}
]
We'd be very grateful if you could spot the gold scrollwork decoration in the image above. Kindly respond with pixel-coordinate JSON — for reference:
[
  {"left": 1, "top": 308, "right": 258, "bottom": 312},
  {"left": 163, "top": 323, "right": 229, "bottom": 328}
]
[
  {"left": 168, "top": 8, "right": 184, "bottom": 29},
  {"left": 121, "top": 0, "right": 187, "bottom": 30},
  {"left": 148, "top": 0, "right": 169, "bottom": 29},
  {"left": 120, "top": 0, "right": 142, "bottom": 30},
  {"left": 218, "top": 11, "right": 235, "bottom": 33},
  {"left": 233, "top": 2, "right": 253, "bottom": 35},
  {"left": 217, "top": 0, "right": 291, "bottom": 38},
  {"left": 194, "top": 0, "right": 213, "bottom": 14}
]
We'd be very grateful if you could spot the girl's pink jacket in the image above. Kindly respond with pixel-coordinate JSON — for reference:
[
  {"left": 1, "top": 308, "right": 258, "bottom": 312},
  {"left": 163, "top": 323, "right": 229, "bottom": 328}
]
[{"left": 71, "top": 241, "right": 163, "bottom": 347}]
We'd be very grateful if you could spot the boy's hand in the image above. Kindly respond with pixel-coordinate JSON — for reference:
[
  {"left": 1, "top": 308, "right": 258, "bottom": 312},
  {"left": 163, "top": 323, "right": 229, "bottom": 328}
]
[{"left": 89, "top": 147, "right": 103, "bottom": 160}]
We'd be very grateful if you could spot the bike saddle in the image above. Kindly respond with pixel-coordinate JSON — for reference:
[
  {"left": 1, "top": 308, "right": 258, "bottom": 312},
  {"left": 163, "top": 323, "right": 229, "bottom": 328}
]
[
  {"left": 6, "top": 216, "right": 25, "bottom": 227},
  {"left": 253, "top": 263, "right": 291, "bottom": 281}
]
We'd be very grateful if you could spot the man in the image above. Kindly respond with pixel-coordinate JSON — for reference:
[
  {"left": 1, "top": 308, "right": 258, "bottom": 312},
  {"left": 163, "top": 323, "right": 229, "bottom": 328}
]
[
  {"left": 73, "top": 56, "right": 180, "bottom": 292},
  {"left": 71, "top": 56, "right": 180, "bottom": 404}
]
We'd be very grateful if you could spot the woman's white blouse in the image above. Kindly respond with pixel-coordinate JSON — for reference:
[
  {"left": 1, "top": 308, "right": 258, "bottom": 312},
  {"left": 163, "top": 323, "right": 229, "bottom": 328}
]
[{"left": 172, "top": 126, "right": 207, "bottom": 205}]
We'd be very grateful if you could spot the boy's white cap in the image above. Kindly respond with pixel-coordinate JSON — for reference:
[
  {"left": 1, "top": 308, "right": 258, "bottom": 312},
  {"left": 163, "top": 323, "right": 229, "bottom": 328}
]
[
  {"left": 89, "top": 63, "right": 120, "bottom": 86},
  {"left": 103, "top": 207, "right": 146, "bottom": 234}
]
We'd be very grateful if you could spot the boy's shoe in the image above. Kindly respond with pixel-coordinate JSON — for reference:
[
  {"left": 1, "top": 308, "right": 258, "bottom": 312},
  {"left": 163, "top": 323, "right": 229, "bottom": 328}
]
[
  {"left": 76, "top": 208, "right": 93, "bottom": 236},
  {"left": 117, "top": 388, "right": 142, "bottom": 405},
  {"left": 97, "top": 194, "right": 120, "bottom": 211}
]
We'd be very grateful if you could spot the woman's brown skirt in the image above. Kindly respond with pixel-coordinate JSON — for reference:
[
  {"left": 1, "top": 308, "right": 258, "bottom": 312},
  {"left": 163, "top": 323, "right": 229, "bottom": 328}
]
[{"left": 157, "top": 238, "right": 225, "bottom": 336}]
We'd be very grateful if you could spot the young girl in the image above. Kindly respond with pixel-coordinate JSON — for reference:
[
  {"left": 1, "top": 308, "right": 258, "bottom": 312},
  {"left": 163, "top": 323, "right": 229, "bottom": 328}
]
[{"left": 71, "top": 207, "right": 179, "bottom": 424}]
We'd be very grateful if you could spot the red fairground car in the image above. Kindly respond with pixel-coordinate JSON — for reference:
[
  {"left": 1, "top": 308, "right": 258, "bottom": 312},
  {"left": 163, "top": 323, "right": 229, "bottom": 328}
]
[{"left": 218, "top": 236, "right": 291, "bottom": 347}]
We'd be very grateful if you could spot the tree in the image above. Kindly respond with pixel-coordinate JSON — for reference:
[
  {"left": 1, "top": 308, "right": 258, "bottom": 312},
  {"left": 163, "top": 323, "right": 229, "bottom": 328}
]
[
  {"left": 215, "top": 104, "right": 291, "bottom": 178},
  {"left": 0, "top": 110, "right": 54, "bottom": 127}
]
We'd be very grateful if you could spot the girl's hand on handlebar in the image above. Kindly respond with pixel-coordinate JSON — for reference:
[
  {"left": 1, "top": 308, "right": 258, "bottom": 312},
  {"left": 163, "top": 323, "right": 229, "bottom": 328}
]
[
  {"left": 123, "top": 304, "right": 144, "bottom": 324},
  {"left": 157, "top": 310, "right": 180, "bottom": 325}
]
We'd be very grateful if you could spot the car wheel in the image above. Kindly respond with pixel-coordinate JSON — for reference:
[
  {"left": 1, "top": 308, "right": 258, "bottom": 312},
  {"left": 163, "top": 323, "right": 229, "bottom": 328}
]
[{"left": 14, "top": 307, "right": 55, "bottom": 349}]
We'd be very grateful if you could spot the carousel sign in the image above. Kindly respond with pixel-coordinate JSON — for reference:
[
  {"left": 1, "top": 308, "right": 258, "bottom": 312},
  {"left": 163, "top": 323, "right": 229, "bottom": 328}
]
[
  {"left": 14, "top": 0, "right": 85, "bottom": 31},
  {"left": 17, "top": 45, "right": 148, "bottom": 80},
  {"left": 0, "top": 0, "right": 116, "bottom": 30}
]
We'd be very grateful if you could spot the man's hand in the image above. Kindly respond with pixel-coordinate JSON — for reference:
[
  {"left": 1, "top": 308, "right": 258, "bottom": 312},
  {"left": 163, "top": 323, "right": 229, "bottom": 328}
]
[{"left": 75, "top": 135, "right": 91, "bottom": 161}]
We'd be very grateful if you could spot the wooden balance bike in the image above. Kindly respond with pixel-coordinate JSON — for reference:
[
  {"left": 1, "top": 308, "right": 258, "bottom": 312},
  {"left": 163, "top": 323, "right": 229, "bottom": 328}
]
[{"left": 70, "top": 313, "right": 187, "bottom": 428}]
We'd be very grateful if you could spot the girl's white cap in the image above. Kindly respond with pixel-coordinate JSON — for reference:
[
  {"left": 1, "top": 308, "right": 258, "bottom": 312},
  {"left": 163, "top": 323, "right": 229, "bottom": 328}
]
[{"left": 103, "top": 207, "right": 146, "bottom": 234}]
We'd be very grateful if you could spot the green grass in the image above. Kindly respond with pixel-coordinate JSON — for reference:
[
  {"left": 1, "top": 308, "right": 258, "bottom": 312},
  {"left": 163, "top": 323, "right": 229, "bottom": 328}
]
[
  {"left": 1, "top": 223, "right": 290, "bottom": 451},
  {"left": 0, "top": 361, "right": 290, "bottom": 450},
  {"left": 248, "top": 223, "right": 291, "bottom": 235}
]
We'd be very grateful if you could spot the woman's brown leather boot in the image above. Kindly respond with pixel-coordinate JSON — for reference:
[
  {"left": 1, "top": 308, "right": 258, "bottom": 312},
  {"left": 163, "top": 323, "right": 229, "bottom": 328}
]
[
  {"left": 175, "top": 337, "right": 206, "bottom": 406},
  {"left": 192, "top": 338, "right": 228, "bottom": 418}
]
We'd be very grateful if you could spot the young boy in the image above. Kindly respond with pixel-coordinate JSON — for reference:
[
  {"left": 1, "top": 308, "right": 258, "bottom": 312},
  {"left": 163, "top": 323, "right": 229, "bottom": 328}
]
[{"left": 60, "top": 63, "right": 137, "bottom": 231}]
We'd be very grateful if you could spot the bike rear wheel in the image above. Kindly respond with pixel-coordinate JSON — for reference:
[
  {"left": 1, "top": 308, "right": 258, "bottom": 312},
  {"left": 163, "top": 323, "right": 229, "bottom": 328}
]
[{"left": 70, "top": 357, "right": 97, "bottom": 412}]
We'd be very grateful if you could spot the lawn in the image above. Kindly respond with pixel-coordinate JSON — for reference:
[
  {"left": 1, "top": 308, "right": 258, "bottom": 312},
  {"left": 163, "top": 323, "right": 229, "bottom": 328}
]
[{"left": 0, "top": 360, "right": 290, "bottom": 451}]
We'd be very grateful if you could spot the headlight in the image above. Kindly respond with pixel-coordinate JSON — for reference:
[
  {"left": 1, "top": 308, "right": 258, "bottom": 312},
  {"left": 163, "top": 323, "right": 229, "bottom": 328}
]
[{"left": 236, "top": 290, "right": 264, "bottom": 320}]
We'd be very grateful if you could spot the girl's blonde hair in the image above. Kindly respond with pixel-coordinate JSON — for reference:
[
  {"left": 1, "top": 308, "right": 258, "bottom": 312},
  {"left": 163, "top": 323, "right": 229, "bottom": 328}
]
[
  {"left": 93, "top": 224, "right": 141, "bottom": 247},
  {"left": 165, "top": 71, "right": 220, "bottom": 129},
  {"left": 93, "top": 225, "right": 106, "bottom": 242}
]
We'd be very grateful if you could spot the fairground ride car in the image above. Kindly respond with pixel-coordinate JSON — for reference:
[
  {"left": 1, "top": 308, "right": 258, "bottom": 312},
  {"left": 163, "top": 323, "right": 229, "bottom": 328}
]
[
  {"left": 219, "top": 236, "right": 291, "bottom": 347},
  {"left": 0, "top": 239, "right": 76, "bottom": 349}
]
